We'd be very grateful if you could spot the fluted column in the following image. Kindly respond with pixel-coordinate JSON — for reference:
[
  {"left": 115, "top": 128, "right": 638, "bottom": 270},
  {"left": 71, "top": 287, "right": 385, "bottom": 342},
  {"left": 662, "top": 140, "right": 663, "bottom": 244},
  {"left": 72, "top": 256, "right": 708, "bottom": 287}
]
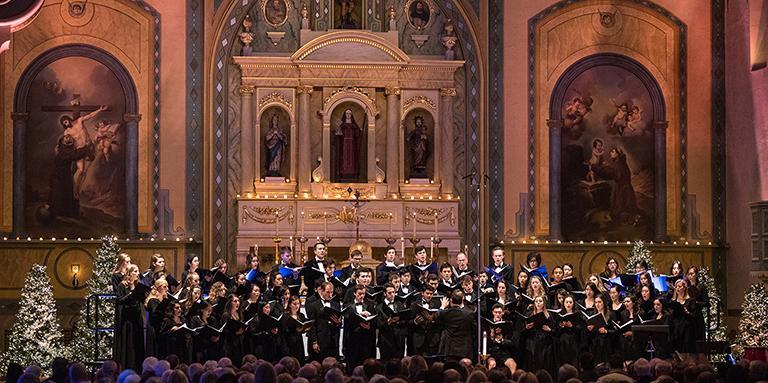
[
  {"left": 123, "top": 113, "right": 142, "bottom": 237},
  {"left": 11, "top": 112, "right": 28, "bottom": 233},
  {"left": 385, "top": 86, "right": 401, "bottom": 195},
  {"left": 239, "top": 85, "right": 255, "bottom": 192},
  {"left": 298, "top": 85, "right": 313, "bottom": 193},
  {"left": 440, "top": 88, "right": 457, "bottom": 196},
  {"left": 547, "top": 119, "right": 563, "bottom": 241},
  {"left": 654, "top": 121, "right": 668, "bottom": 242}
]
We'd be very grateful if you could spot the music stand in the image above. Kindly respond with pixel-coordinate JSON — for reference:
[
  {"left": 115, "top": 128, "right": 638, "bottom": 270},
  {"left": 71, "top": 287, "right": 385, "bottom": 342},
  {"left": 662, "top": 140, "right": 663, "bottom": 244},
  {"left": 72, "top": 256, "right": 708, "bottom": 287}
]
[{"left": 633, "top": 324, "right": 670, "bottom": 359}]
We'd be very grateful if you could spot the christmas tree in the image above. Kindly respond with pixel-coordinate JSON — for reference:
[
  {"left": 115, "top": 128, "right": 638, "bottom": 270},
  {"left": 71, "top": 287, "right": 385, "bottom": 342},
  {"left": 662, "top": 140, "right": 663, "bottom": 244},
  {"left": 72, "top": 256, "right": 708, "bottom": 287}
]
[
  {"left": 66, "top": 236, "right": 120, "bottom": 362},
  {"left": 698, "top": 267, "right": 727, "bottom": 341},
  {"left": 0, "top": 264, "right": 66, "bottom": 375},
  {"left": 627, "top": 240, "right": 655, "bottom": 273},
  {"left": 738, "top": 282, "right": 768, "bottom": 348}
]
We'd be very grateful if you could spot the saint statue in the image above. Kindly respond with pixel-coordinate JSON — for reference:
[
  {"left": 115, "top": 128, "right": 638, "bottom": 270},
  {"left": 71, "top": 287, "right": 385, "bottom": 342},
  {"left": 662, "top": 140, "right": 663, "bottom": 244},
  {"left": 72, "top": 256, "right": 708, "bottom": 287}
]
[
  {"left": 409, "top": 116, "right": 429, "bottom": 177},
  {"left": 265, "top": 114, "right": 288, "bottom": 177},
  {"left": 335, "top": 109, "right": 361, "bottom": 180}
]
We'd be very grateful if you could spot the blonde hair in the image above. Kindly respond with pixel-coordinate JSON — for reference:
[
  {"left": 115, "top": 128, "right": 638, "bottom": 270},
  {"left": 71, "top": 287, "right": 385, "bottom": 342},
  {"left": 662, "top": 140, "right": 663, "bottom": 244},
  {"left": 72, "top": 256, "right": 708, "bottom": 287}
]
[
  {"left": 184, "top": 286, "right": 202, "bottom": 312},
  {"left": 208, "top": 282, "right": 227, "bottom": 300},
  {"left": 114, "top": 253, "right": 131, "bottom": 273},
  {"left": 145, "top": 277, "right": 168, "bottom": 305},
  {"left": 527, "top": 275, "right": 546, "bottom": 298},
  {"left": 672, "top": 279, "right": 690, "bottom": 301},
  {"left": 121, "top": 264, "right": 139, "bottom": 287}
]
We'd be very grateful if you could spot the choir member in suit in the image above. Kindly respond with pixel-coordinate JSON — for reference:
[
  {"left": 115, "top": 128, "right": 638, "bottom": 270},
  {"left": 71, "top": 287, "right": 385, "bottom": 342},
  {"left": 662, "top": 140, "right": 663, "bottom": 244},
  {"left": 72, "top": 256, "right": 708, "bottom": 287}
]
[
  {"left": 307, "top": 281, "right": 343, "bottom": 360},
  {"left": 220, "top": 294, "right": 246, "bottom": 363},
  {"left": 343, "top": 267, "right": 374, "bottom": 304},
  {"left": 343, "top": 284, "right": 378, "bottom": 370},
  {"left": 556, "top": 294, "right": 581, "bottom": 367},
  {"left": 114, "top": 264, "right": 146, "bottom": 370},
  {"left": 438, "top": 262, "right": 457, "bottom": 289},
  {"left": 282, "top": 295, "right": 309, "bottom": 362},
  {"left": 459, "top": 275, "right": 479, "bottom": 310},
  {"left": 377, "top": 283, "right": 408, "bottom": 360},
  {"left": 486, "top": 304, "right": 514, "bottom": 365},
  {"left": 670, "top": 279, "right": 698, "bottom": 353},
  {"left": 436, "top": 289, "right": 477, "bottom": 361},
  {"left": 159, "top": 301, "right": 192, "bottom": 362},
  {"left": 618, "top": 294, "right": 640, "bottom": 361},
  {"left": 586, "top": 294, "right": 615, "bottom": 364},
  {"left": 301, "top": 242, "right": 329, "bottom": 295},
  {"left": 144, "top": 278, "right": 170, "bottom": 358},
  {"left": 521, "top": 295, "right": 555, "bottom": 374},
  {"left": 189, "top": 301, "right": 221, "bottom": 363},
  {"left": 376, "top": 246, "right": 402, "bottom": 286},
  {"left": 398, "top": 269, "right": 415, "bottom": 296},
  {"left": 409, "top": 245, "right": 436, "bottom": 290},
  {"left": 112, "top": 253, "right": 131, "bottom": 293},
  {"left": 452, "top": 252, "right": 476, "bottom": 279},
  {"left": 339, "top": 250, "right": 363, "bottom": 281},
  {"left": 488, "top": 247, "right": 514, "bottom": 284},
  {"left": 478, "top": 272, "right": 495, "bottom": 295},
  {"left": 409, "top": 286, "right": 445, "bottom": 356}
]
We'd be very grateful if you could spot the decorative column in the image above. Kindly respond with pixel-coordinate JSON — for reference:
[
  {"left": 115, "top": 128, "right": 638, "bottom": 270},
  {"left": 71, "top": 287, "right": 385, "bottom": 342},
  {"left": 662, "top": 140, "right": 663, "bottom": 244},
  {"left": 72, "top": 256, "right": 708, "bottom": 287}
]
[
  {"left": 239, "top": 85, "right": 255, "bottom": 193},
  {"left": 440, "top": 87, "right": 457, "bottom": 196},
  {"left": 547, "top": 119, "right": 563, "bottom": 241},
  {"left": 385, "top": 86, "right": 400, "bottom": 194},
  {"left": 297, "top": 85, "right": 313, "bottom": 193},
  {"left": 123, "top": 113, "right": 142, "bottom": 237},
  {"left": 11, "top": 112, "right": 28, "bottom": 233},
  {"left": 654, "top": 121, "right": 668, "bottom": 242}
]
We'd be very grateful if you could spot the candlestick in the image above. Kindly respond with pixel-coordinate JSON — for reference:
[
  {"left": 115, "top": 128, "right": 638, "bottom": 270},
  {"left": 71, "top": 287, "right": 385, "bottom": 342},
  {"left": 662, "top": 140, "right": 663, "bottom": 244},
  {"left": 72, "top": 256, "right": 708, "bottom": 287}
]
[
  {"left": 323, "top": 212, "right": 328, "bottom": 238},
  {"left": 401, "top": 237, "right": 405, "bottom": 259},
  {"left": 275, "top": 210, "right": 280, "bottom": 238},
  {"left": 429, "top": 237, "right": 434, "bottom": 262},
  {"left": 301, "top": 211, "right": 305, "bottom": 236}
]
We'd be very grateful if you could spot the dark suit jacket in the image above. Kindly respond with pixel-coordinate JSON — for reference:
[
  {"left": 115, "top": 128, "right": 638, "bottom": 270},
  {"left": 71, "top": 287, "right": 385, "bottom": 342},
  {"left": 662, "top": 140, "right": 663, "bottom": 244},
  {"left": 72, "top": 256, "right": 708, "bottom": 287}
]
[
  {"left": 343, "top": 300, "right": 377, "bottom": 365},
  {"left": 306, "top": 298, "right": 341, "bottom": 358},
  {"left": 377, "top": 300, "right": 408, "bottom": 359},
  {"left": 436, "top": 306, "right": 477, "bottom": 358},
  {"left": 409, "top": 298, "right": 441, "bottom": 355},
  {"left": 301, "top": 259, "right": 327, "bottom": 294}
]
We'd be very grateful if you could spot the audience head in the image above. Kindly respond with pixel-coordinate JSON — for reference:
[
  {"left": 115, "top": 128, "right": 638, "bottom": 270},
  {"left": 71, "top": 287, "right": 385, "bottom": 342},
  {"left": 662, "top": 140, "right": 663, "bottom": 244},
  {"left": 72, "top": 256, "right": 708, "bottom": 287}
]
[{"left": 68, "top": 363, "right": 89, "bottom": 383}]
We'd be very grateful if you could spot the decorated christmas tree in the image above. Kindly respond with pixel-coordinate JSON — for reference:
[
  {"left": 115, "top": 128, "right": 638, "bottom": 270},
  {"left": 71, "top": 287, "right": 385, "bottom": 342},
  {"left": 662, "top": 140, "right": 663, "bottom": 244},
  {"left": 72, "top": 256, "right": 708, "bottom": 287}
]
[
  {"left": 738, "top": 282, "right": 768, "bottom": 348},
  {"left": 627, "top": 240, "right": 655, "bottom": 273},
  {"left": 0, "top": 264, "right": 66, "bottom": 375},
  {"left": 698, "top": 267, "right": 727, "bottom": 341},
  {"left": 66, "top": 236, "right": 120, "bottom": 362}
]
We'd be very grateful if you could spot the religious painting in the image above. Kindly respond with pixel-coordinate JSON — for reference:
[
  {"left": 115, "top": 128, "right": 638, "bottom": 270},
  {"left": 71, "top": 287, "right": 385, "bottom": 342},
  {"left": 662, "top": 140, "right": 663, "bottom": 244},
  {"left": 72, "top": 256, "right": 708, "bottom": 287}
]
[
  {"left": 260, "top": 106, "right": 291, "bottom": 178},
  {"left": 333, "top": 0, "right": 363, "bottom": 29},
  {"left": 23, "top": 56, "right": 127, "bottom": 237},
  {"left": 403, "top": 109, "right": 435, "bottom": 180},
  {"left": 262, "top": 0, "right": 289, "bottom": 27},
  {"left": 560, "top": 65, "right": 655, "bottom": 241},
  {"left": 406, "top": 0, "right": 431, "bottom": 30},
  {"left": 330, "top": 103, "right": 367, "bottom": 183}
]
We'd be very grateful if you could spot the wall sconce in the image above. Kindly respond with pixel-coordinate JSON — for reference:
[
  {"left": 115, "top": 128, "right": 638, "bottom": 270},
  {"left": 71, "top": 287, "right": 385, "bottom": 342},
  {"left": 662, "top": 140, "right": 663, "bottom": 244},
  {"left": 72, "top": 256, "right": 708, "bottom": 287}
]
[{"left": 71, "top": 264, "right": 80, "bottom": 288}]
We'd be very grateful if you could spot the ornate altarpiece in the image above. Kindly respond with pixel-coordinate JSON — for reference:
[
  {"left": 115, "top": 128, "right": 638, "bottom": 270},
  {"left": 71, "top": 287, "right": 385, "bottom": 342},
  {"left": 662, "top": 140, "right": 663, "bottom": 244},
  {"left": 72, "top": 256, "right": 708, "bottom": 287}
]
[{"left": 233, "top": 30, "right": 464, "bottom": 260}]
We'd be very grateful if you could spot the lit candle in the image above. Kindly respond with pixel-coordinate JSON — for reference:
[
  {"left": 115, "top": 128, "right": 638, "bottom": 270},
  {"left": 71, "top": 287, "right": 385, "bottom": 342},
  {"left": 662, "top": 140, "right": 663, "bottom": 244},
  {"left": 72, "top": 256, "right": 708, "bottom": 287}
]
[
  {"left": 401, "top": 237, "right": 405, "bottom": 259},
  {"left": 389, "top": 212, "right": 393, "bottom": 238},
  {"left": 430, "top": 237, "right": 434, "bottom": 262},
  {"left": 434, "top": 211, "right": 438, "bottom": 238},
  {"left": 412, "top": 212, "right": 417, "bottom": 239},
  {"left": 323, "top": 212, "right": 328, "bottom": 238},
  {"left": 275, "top": 210, "right": 280, "bottom": 237},
  {"left": 482, "top": 331, "right": 487, "bottom": 355},
  {"left": 301, "top": 211, "right": 305, "bottom": 236}
]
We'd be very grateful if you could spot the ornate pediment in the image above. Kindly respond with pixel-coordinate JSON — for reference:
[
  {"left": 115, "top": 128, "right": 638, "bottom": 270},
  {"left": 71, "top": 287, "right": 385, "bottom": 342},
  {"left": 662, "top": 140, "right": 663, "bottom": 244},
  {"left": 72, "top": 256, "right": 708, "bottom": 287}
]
[{"left": 291, "top": 31, "right": 411, "bottom": 63}]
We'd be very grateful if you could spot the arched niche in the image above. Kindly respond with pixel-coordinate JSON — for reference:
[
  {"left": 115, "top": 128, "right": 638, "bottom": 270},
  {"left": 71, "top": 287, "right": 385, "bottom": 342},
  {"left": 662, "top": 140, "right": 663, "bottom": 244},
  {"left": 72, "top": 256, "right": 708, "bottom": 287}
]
[
  {"left": 401, "top": 108, "right": 437, "bottom": 181},
  {"left": 257, "top": 105, "right": 294, "bottom": 181},
  {"left": 320, "top": 87, "right": 379, "bottom": 184},
  {"left": 548, "top": 53, "right": 667, "bottom": 242}
]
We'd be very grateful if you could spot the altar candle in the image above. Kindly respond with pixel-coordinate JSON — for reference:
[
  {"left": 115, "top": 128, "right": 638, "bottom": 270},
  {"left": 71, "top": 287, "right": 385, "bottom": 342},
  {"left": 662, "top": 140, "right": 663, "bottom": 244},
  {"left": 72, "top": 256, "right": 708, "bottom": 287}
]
[
  {"left": 430, "top": 237, "right": 434, "bottom": 261},
  {"left": 323, "top": 212, "right": 328, "bottom": 237},
  {"left": 482, "top": 331, "right": 488, "bottom": 355},
  {"left": 255, "top": 244, "right": 259, "bottom": 254},
  {"left": 412, "top": 212, "right": 417, "bottom": 238},
  {"left": 389, "top": 212, "right": 393, "bottom": 238},
  {"left": 275, "top": 210, "right": 280, "bottom": 237},
  {"left": 401, "top": 237, "right": 405, "bottom": 258},
  {"left": 434, "top": 211, "right": 438, "bottom": 237},
  {"left": 300, "top": 211, "right": 305, "bottom": 236}
]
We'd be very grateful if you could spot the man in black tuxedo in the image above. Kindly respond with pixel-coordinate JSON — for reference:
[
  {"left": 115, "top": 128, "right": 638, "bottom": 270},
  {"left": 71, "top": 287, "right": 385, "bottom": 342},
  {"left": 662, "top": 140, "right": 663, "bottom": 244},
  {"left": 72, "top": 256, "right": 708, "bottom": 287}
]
[
  {"left": 487, "top": 246, "right": 514, "bottom": 284},
  {"left": 343, "top": 284, "right": 377, "bottom": 371},
  {"left": 301, "top": 242, "right": 328, "bottom": 295},
  {"left": 408, "top": 285, "right": 447, "bottom": 356},
  {"left": 377, "top": 282, "right": 408, "bottom": 360},
  {"left": 409, "top": 245, "right": 436, "bottom": 290},
  {"left": 452, "top": 252, "right": 476, "bottom": 280},
  {"left": 376, "top": 246, "right": 402, "bottom": 286},
  {"left": 306, "top": 281, "right": 342, "bottom": 361},
  {"left": 436, "top": 289, "right": 477, "bottom": 361},
  {"left": 339, "top": 250, "right": 363, "bottom": 281}
]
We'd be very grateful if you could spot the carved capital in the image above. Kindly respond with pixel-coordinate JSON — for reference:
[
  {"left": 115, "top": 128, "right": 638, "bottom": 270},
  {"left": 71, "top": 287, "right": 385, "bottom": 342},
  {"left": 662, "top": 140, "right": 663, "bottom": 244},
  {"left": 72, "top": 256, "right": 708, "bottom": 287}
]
[
  {"left": 10, "top": 112, "right": 29, "bottom": 121},
  {"left": 123, "top": 113, "right": 142, "bottom": 122},
  {"left": 546, "top": 119, "right": 563, "bottom": 130},
  {"left": 239, "top": 85, "right": 255, "bottom": 96},
  {"left": 439, "top": 87, "right": 457, "bottom": 97},
  {"left": 385, "top": 86, "right": 401, "bottom": 96},
  {"left": 297, "top": 85, "right": 314, "bottom": 95}
]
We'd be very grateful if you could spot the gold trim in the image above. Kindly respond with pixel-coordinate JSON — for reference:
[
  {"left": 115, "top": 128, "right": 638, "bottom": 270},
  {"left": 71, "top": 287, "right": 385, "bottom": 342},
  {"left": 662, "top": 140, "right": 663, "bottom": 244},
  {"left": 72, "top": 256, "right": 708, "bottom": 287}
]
[
  {"left": 403, "top": 95, "right": 437, "bottom": 110},
  {"left": 405, "top": 207, "right": 456, "bottom": 226},
  {"left": 241, "top": 205, "right": 295, "bottom": 225},
  {"left": 239, "top": 85, "right": 255, "bottom": 95},
  {"left": 439, "top": 87, "right": 457, "bottom": 97},
  {"left": 322, "top": 86, "right": 379, "bottom": 114},
  {"left": 258, "top": 91, "right": 293, "bottom": 110},
  {"left": 297, "top": 85, "right": 314, "bottom": 94},
  {"left": 385, "top": 87, "right": 401, "bottom": 96}
]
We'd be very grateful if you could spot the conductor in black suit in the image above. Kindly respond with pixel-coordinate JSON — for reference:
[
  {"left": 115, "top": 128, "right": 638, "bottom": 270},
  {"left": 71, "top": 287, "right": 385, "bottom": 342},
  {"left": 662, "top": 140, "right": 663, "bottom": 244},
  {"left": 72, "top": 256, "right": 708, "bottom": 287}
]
[
  {"left": 306, "top": 281, "right": 342, "bottom": 361},
  {"left": 436, "top": 289, "right": 477, "bottom": 361}
]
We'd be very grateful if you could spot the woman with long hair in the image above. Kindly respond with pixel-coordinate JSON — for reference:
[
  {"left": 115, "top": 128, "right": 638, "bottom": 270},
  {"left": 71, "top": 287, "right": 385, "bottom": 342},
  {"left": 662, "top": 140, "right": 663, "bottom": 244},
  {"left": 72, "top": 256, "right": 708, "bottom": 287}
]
[
  {"left": 220, "top": 294, "right": 245, "bottom": 362},
  {"left": 144, "top": 277, "right": 169, "bottom": 357},
  {"left": 670, "top": 279, "right": 698, "bottom": 353},
  {"left": 556, "top": 294, "right": 581, "bottom": 367},
  {"left": 608, "top": 285, "right": 625, "bottom": 317},
  {"left": 633, "top": 271, "right": 658, "bottom": 298},
  {"left": 282, "top": 295, "right": 308, "bottom": 362},
  {"left": 562, "top": 263, "right": 582, "bottom": 291},
  {"left": 685, "top": 265, "right": 707, "bottom": 341},
  {"left": 521, "top": 295, "right": 555, "bottom": 374},
  {"left": 182, "top": 286, "right": 202, "bottom": 321},
  {"left": 114, "top": 264, "right": 145, "bottom": 370},
  {"left": 189, "top": 300, "right": 221, "bottom": 362},
  {"left": 618, "top": 294, "right": 640, "bottom": 361},
  {"left": 586, "top": 294, "right": 615, "bottom": 364},
  {"left": 582, "top": 282, "right": 600, "bottom": 311},
  {"left": 588, "top": 273, "right": 606, "bottom": 292},
  {"left": 600, "top": 257, "right": 622, "bottom": 280},
  {"left": 113, "top": 252, "right": 131, "bottom": 292},
  {"left": 159, "top": 301, "right": 192, "bottom": 362},
  {"left": 638, "top": 285, "right": 654, "bottom": 316}
]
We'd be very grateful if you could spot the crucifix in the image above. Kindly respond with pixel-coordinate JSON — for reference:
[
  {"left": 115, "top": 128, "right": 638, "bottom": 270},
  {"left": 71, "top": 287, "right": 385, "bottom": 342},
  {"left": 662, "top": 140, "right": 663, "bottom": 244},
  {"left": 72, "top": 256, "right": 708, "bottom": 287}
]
[
  {"left": 41, "top": 94, "right": 110, "bottom": 118},
  {"left": 346, "top": 187, "right": 369, "bottom": 241}
]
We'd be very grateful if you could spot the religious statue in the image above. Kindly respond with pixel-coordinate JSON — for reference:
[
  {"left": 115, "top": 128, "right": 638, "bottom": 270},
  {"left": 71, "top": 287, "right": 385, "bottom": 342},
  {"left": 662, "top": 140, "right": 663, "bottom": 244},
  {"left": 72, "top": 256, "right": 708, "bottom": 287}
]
[
  {"left": 335, "top": 109, "right": 362, "bottom": 180},
  {"left": 264, "top": 114, "right": 289, "bottom": 177},
  {"left": 336, "top": 0, "right": 360, "bottom": 29},
  {"left": 239, "top": 15, "right": 255, "bottom": 55},
  {"left": 409, "top": 115, "right": 429, "bottom": 178},
  {"left": 265, "top": 0, "right": 287, "bottom": 26},
  {"left": 442, "top": 18, "right": 458, "bottom": 60}
]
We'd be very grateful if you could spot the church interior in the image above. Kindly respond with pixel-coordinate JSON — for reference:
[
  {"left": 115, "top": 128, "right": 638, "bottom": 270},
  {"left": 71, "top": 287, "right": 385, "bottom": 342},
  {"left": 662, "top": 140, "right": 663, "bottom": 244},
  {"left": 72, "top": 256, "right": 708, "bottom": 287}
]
[{"left": 0, "top": 0, "right": 766, "bottom": 369}]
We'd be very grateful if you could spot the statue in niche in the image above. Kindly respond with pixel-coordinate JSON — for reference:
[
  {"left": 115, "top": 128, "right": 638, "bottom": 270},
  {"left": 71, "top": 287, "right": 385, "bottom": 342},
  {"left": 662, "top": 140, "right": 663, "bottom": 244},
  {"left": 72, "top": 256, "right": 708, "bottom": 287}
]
[
  {"left": 410, "top": 1, "right": 429, "bottom": 29},
  {"left": 408, "top": 115, "right": 430, "bottom": 178},
  {"left": 264, "top": 113, "right": 289, "bottom": 177},
  {"left": 335, "top": 109, "right": 362, "bottom": 180},
  {"left": 336, "top": 0, "right": 361, "bottom": 29}
]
